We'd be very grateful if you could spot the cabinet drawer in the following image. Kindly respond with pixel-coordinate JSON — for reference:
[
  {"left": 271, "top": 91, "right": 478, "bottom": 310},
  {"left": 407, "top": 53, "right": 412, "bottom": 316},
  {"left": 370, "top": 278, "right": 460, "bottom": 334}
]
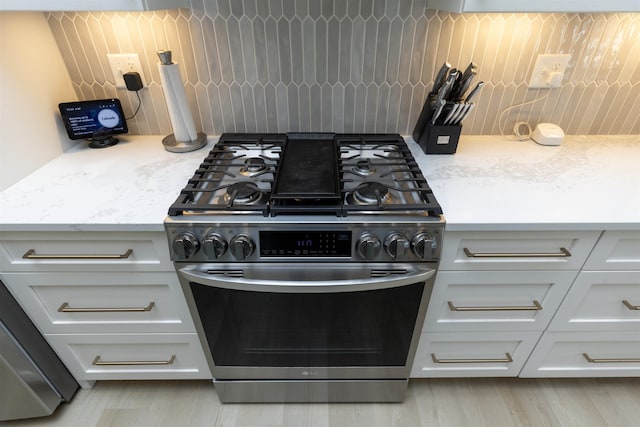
[
  {"left": 520, "top": 331, "right": 640, "bottom": 377},
  {"left": 2, "top": 272, "right": 195, "bottom": 334},
  {"left": 424, "top": 271, "right": 577, "bottom": 332},
  {"left": 548, "top": 271, "right": 640, "bottom": 332},
  {"left": 439, "top": 231, "right": 600, "bottom": 271},
  {"left": 0, "top": 231, "right": 172, "bottom": 272},
  {"left": 46, "top": 333, "right": 211, "bottom": 381},
  {"left": 410, "top": 331, "right": 540, "bottom": 378},
  {"left": 583, "top": 231, "right": 640, "bottom": 271}
]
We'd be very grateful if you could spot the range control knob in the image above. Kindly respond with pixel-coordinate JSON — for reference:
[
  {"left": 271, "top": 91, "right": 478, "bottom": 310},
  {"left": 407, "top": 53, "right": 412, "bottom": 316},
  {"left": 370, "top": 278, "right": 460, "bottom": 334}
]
[
  {"left": 172, "top": 232, "right": 200, "bottom": 259},
  {"left": 357, "top": 233, "right": 382, "bottom": 260},
  {"left": 384, "top": 232, "right": 410, "bottom": 259},
  {"left": 411, "top": 232, "right": 437, "bottom": 260},
  {"left": 202, "top": 233, "right": 228, "bottom": 259},
  {"left": 229, "top": 234, "right": 255, "bottom": 260}
]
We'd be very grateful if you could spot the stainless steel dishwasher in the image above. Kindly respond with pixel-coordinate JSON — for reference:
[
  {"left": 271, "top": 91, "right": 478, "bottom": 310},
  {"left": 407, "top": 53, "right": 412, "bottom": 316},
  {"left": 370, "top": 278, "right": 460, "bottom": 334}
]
[{"left": 0, "top": 279, "right": 78, "bottom": 421}]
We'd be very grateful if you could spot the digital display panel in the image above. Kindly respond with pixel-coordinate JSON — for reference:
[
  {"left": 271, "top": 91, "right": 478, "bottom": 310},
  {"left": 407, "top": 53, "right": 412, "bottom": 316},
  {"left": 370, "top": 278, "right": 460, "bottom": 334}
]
[
  {"left": 260, "top": 231, "right": 352, "bottom": 257},
  {"left": 58, "top": 99, "right": 128, "bottom": 140}
]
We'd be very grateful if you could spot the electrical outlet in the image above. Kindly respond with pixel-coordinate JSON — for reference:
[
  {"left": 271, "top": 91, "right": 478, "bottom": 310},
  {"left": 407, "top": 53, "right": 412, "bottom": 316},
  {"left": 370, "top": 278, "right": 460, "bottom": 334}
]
[
  {"left": 107, "top": 53, "right": 146, "bottom": 89},
  {"left": 528, "top": 54, "right": 571, "bottom": 89}
]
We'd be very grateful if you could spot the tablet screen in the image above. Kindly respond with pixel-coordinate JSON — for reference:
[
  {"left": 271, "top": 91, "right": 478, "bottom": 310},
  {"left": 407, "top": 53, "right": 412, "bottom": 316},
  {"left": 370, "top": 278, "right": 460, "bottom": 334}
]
[{"left": 58, "top": 99, "right": 128, "bottom": 140}]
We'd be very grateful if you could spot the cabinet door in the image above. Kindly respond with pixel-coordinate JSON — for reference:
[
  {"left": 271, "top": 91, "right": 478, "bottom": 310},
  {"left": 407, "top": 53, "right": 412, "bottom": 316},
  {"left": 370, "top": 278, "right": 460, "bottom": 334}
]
[
  {"left": 548, "top": 271, "right": 640, "bottom": 332},
  {"left": 0, "top": 231, "right": 172, "bottom": 272},
  {"left": 2, "top": 272, "right": 195, "bottom": 334},
  {"left": 520, "top": 331, "right": 640, "bottom": 377},
  {"left": 426, "top": 0, "right": 640, "bottom": 12},
  {"left": 411, "top": 331, "right": 540, "bottom": 378},
  {"left": 46, "top": 333, "right": 211, "bottom": 381},
  {"left": 439, "top": 231, "right": 599, "bottom": 271},
  {"left": 0, "top": 0, "right": 189, "bottom": 11},
  {"left": 583, "top": 231, "right": 640, "bottom": 271},
  {"left": 424, "top": 271, "right": 577, "bottom": 332}
]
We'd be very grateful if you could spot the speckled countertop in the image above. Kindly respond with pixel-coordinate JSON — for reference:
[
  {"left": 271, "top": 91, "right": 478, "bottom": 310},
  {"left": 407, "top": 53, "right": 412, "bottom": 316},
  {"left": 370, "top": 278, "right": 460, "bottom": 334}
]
[
  {"left": 0, "top": 134, "right": 639, "bottom": 232},
  {"left": 408, "top": 134, "right": 640, "bottom": 231},
  {"left": 0, "top": 136, "right": 213, "bottom": 231}
]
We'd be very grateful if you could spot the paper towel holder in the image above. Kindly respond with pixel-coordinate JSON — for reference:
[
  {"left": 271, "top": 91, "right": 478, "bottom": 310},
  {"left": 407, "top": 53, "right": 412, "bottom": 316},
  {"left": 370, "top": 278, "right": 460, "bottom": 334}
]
[
  {"left": 162, "top": 131, "right": 207, "bottom": 153},
  {"left": 158, "top": 50, "right": 207, "bottom": 153}
]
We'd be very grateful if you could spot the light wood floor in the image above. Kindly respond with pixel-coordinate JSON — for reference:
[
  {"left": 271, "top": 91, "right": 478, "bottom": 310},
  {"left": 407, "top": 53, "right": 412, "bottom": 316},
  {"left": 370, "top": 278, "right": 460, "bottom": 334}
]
[{"left": 3, "top": 378, "right": 638, "bottom": 427}]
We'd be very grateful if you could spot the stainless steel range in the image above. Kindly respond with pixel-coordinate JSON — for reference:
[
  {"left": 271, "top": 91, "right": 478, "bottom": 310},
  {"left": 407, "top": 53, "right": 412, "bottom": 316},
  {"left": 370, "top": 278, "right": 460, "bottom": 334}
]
[{"left": 165, "top": 133, "right": 444, "bottom": 403}]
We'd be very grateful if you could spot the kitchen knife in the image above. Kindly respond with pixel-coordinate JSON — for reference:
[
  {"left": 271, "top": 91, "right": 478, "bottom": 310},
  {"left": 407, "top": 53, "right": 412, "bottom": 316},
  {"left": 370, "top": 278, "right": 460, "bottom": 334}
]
[
  {"left": 454, "top": 68, "right": 477, "bottom": 101},
  {"left": 442, "top": 103, "right": 459, "bottom": 125},
  {"left": 431, "top": 62, "right": 451, "bottom": 95},
  {"left": 448, "top": 103, "right": 467, "bottom": 125},
  {"left": 430, "top": 98, "right": 447, "bottom": 125},
  {"left": 440, "top": 69, "right": 458, "bottom": 101},
  {"left": 464, "top": 81, "right": 484, "bottom": 103},
  {"left": 431, "top": 72, "right": 457, "bottom": 124},
  {"left": 455, "top": 103, "right": 475, "bottom": 125}
]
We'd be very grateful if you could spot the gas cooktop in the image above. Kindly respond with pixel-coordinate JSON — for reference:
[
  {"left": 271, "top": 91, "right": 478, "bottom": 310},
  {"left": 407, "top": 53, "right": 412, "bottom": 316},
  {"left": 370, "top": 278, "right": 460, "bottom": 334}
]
[{"left": 167, "top": 133, "right": 443, "bottom": 219}]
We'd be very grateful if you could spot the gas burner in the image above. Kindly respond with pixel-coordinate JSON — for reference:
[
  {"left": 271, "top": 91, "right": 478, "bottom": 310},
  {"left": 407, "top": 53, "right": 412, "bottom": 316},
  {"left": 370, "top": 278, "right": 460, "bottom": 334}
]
[
  {"left": 380, "top": 146, "right": 402, "bottom": 158},
  {"left": 353, "top": 159, "right": 376, "bottom": 177},
  {"left": 347, "top": 182, "right": 392, "bottom": 206},
  {"left": 239, "top": 157, "right": 267, "bottom": 177},
  {"left": 223, "top": 182, "right": 267, "bottom": 206}
]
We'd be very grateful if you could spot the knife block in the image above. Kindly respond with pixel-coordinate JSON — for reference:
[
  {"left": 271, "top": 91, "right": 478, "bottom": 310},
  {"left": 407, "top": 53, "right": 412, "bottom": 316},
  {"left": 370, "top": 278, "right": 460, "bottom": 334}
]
[{"left": 417, "top": 123, "right": 461, "bottom": 154}]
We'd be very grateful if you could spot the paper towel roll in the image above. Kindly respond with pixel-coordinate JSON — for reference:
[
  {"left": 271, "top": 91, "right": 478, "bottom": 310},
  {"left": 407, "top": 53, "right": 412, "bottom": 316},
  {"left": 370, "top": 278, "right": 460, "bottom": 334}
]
[{"left": 158, "top": 62, "right": 198, "bottom": 142}]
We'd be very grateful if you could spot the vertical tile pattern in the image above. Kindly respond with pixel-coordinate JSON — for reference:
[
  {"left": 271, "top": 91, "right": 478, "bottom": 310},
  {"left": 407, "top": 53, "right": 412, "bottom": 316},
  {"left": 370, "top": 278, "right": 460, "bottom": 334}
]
[{"left": 47, "top": 3, "right": 640, "bottom": 136}]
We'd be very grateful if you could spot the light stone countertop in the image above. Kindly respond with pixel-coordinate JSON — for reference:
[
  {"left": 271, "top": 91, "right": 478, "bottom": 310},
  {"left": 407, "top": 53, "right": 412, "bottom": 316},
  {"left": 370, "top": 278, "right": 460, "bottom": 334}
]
[
  {"left": 408, "top": 134, "right": 640, "bottom": 231},
  {"left": 0, "top": 136, "right": 214, "bottom": 231},
  {"left": 0, "top": 134, "right": 639, "bottom": 232}
]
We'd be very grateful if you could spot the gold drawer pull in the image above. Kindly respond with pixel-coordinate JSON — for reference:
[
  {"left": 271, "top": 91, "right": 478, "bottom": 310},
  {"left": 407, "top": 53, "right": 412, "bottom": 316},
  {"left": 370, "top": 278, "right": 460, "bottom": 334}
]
[
  {"left": 448, "top": 300, "right": 542, "bottom": 312},
  {"left": 583, "top": 353, "right": 640, "bottom": 364},
  {"left": 622, "top": 300, "right": 640, "bottom": 310},
  {"left": 92, "top": 354, "right": 176, "bottom": 366},
  {"left": 23, "top": 248, "right": 133, "bottom": 260},
  {"left": 463, "top": 247, "right": 571, "bottom": 258},
  {"left": 431, "top": 352, "right": 513, "bottom": 364},
  {"left": 58, "top": 301, "right": 155, "bottom": 313}
]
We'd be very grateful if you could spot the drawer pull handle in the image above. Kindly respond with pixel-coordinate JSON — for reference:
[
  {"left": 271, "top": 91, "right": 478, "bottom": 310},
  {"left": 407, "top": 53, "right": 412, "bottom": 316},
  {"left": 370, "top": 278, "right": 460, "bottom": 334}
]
[
  {"left": 23, "top": 248, "right": 133, "bottom": 260},
  {"left": 583, "top": 353, "right": 640, "bottom": 364},
  {"left": 431, "top": 353, "right": 513, "bottom": 364},
  {"left": 58, "top": 301, "right": 155, "bottom": 313},
  {"left": 463, "top": 247, "right": 571, "bottom": 258},
  {"left": 448, "top": 300, "right": 542, "bottom": 312},
  {"left": 622, "top": 300, "right": 640, "bottom": 310},
  {"left": 92, "top": 354, "right": 176, "bottom": 366}
]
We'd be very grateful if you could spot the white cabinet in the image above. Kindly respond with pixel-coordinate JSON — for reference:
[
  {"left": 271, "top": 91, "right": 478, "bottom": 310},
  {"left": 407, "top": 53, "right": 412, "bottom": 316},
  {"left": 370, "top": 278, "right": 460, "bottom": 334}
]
[
  {"left": 412, "top": 230, "right": 600, "bottom": 378},
  {"left": 520, "top": 331, "right": 640, "bottom": 377},
  {"left": 0, "top": 231, "right": 172, "bottom": 272},
  {"left": 438, "top": 231, "right": 599, "bottom": 271},
  {"left": 521, "top": 230, "right": 640, "bottom": 377},
  {"left": 583, "top": 231, "right": 640, "bottom": 271},
  {"left": 0, "top": 231, "right": 211, "bottom": 386},
  {"left": 0, "top": 0, "right": 189, "bottom": 11},
  {"left": 424, "top": 270, "right": 577, "bottom": 332},
  {"left": 47, "top": 333, "right": 210, "bottom": 381},
  {"left": 547, "top": 271, "right": 640, "bottom": 332},
  {"left": 427, "top": 0, "right": 640, "bottom": 13},
  {"left": 411, "top": 331, "right": 540, "bottom": 377}
]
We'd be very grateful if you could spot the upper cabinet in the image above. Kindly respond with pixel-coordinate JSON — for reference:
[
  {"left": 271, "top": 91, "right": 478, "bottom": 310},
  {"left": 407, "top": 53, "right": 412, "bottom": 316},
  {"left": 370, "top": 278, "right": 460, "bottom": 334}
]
[
  {"left": 427, "top": 0, "right": 640, "bottom": 13},
  {"left": 0, "top": 0, "right": 189, "bottom": 11}
]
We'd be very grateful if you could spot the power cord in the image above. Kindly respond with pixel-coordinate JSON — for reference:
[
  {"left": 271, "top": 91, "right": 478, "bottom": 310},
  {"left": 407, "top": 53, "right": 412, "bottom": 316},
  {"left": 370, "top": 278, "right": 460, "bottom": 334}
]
[
  {"left": 126, "top": 90, "right": 142, "bottom": 120},
  {"left": 123, "top": 71, "right": 144, "bottom": 121},
  {"left": 498, "top": 92, "right": 550, "bottom": 140}
]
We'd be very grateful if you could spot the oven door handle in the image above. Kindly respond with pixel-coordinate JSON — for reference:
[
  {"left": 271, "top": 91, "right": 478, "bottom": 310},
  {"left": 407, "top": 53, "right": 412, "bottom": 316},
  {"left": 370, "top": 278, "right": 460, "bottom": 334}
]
[{"left": 177, "top": 265, "right": 436, "bottom": 293}]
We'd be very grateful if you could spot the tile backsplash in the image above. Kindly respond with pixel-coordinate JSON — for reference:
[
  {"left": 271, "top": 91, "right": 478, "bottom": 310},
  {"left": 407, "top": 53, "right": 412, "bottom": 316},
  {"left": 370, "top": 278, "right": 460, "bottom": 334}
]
[{"left": 47, "top": 1, "right": 640, "bottom": 136}]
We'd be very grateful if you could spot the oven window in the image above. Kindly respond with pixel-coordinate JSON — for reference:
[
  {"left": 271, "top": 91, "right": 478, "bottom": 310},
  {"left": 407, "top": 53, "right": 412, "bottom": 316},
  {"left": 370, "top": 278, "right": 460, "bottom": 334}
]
[{"left": 190, "top": 282, "right": 424, "bottom": 367}]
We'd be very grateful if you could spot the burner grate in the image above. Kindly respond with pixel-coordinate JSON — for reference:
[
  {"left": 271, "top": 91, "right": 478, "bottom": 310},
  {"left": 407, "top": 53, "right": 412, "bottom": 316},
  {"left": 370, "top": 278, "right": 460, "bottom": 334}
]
[{"left": 168, "top": 133, "right": 442, "bottom": 217}]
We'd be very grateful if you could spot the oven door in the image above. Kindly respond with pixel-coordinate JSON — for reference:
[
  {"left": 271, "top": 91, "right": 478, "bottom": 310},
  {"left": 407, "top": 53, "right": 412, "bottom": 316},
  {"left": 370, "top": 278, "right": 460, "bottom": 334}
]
[{"left": 177, "top": 263, "right": 435, "bottom": 381}]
